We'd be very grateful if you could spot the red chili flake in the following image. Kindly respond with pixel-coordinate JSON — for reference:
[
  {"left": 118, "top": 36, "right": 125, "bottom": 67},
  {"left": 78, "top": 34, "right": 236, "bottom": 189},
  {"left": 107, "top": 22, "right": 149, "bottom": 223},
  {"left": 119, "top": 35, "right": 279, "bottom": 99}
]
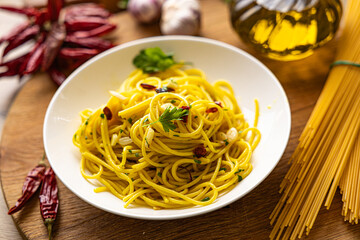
[
  {"left": 194, "top": 144, "right": 207, "bottom": 158},
  {"left": 103, "top": 106, "right": 112, "bottom": 120},
  {"left": 180, "top": 106, "right": 190, "bottom": 123},
  {"left": 215, "top": 101, "right": 223, "bottom": 108},
  {"left": 155, "top": 87, "right": 175, "bottom": 93},
  {"left": 206, "top": 107, "right": 218, "bottom": 113},
  {"left": 140, "top": 83, "right": 157, "bottom": 90}
]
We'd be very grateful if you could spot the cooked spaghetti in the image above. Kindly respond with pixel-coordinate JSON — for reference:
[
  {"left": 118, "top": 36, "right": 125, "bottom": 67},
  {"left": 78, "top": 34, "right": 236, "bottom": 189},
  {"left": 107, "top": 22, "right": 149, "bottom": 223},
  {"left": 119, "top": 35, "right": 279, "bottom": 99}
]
[{"left": 73, "top": 63, "right": 260, "bottom": 209}]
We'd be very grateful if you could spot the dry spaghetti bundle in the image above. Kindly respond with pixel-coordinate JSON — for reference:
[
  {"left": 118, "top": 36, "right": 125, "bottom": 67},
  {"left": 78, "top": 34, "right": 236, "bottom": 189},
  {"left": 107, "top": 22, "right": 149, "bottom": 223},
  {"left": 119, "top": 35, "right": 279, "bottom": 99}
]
[{"left": 270, "top": 0, "right": 360, "bottom": 238}]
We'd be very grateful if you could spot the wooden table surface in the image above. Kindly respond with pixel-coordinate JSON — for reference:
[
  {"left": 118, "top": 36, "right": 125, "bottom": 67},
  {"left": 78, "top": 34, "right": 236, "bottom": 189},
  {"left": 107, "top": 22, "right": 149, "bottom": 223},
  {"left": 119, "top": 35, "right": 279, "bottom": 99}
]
[{"left": 1, "top": 0, "right": 360, "bottom": 239}]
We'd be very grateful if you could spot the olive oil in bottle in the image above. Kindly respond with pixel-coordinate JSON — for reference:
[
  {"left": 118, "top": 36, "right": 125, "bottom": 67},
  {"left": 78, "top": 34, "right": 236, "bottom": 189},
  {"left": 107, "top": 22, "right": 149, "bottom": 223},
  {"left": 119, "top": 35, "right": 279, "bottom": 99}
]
[{"left": 230, "top": 0, "right": 342, "bottom": 61}]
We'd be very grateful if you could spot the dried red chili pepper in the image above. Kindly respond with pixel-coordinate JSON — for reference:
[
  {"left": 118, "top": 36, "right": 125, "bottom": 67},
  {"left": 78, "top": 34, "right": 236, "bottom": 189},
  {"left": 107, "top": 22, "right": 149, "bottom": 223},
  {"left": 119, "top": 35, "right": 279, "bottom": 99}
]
[
  {"left": 39, "top": 167, "right": 59, "bottom": 240},
  {"left": 0, "top": 22, "right": 30, "bottom": 45},
  {"left": 59, "top": 47, "right": 100, "bottom": 60},
  {"left": 215, "top": 101, "right": 223, "bottom": 108},
  {"left": 206, "top": 107, "right": 218, "bottom": 113},
  {"left": 0, "top": 54, "right": 29, "bottom": 77},
  {"left": 34, "top": 9, "right": 49, "bottom": 25},
  {"left": 24, "top": 44, "right": 46, "bottom": 75},
  {"left": 140, "top": 83, "right": 157, "bottom": 90},
  {"left": 7, "top": 158, "right": 46, "bottom": 215},
  {"left": 3, "top": 25, "right": 40, "bottom": 56},
  {"left": 65, "top": 16, "right": 109, "bottom": 32},
  {"left": 65, "top": 35, "right": 114, "bottom": 51},
  {"left": 194, "top": 144, "right": 207, "bottom": 158},
  {"left": 180, "top": 106, "right": 190, "bottom": 123},
  {"left": 103, "top": 106, "right": 113, "bottom": 120},
  {"left": 42, "top": 23, "right": 66, "bottom": 71},
  {"left": 47, "top": 0, "right": 64, "bottom": 22},
  {"left": 70, "top": 24, "right": 116, "bottom": 38},
  {"left": 49, "top": 67, "right": 66, "bottom": 85},
  {"left": 0, "top": 6, "right": 39, "bottom": 17},
  {"left": 0, "top": 0, "right": 116, "bottom": 84},
  {"left": 65, "top": 3, "right": 111, "bottom": 19}
]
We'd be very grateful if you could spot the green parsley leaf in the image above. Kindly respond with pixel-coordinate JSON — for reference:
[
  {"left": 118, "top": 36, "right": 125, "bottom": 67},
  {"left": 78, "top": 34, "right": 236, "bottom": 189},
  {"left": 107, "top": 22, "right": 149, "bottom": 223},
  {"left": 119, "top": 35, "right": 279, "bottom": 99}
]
[
  {"left": 194, "top": 116, "right": 198, "bottom": 119},
  {"left": 224, "top": 139, "right": 229, "bottom": 146},
  {"left": 128, "top": 118, "right": 133, "bottom": 124},
  {"left": 128, "top": 149, "right": 132, "bottom": 153},
  {"left": 238, "top": 175, "right": 243, "bottom": 182},
  {"left": 146, "top": 106, "right": 189, "bottom": 132},
  {"left": 85, "top": 120, "right": 89, "bottom": 125},
  {"left": 194, "top": 159, "right": 201, "bottom": 164},
  {"left": 157, "top": 172, "right": 162, "bottom": 177},
  {"left": 219, "top": 168, "right": 227, "bottom": 171},
  {"left": 120, "top": 129, "right": 124, "bottom": 133},
  {"left": 201, "top": 197, "right": 210, "bottom": 202},
  {"left": 173, "top": 134, "right": 180, "bottom": 137},
  {"left": 133, "top": 47, "right": 176, "bottom": 73},
  {"left": 235, "top": 169, "right": 244, "bottom": 174},
  {"left": 135, "top": 153, "right": 140, "bottom": 157},
  {"left": 170, "top": 99, "right": 176, "bottom": 104},
  {"left": 100, "top": 113, "right": 105, "bottom": 119}
]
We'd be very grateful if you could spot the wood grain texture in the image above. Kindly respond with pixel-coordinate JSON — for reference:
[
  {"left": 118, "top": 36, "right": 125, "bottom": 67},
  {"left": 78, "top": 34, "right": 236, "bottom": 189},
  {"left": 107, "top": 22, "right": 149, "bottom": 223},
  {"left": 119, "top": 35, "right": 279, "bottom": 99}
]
[{"left": 1, "top": 0, "right": 360, "bottom": 239}]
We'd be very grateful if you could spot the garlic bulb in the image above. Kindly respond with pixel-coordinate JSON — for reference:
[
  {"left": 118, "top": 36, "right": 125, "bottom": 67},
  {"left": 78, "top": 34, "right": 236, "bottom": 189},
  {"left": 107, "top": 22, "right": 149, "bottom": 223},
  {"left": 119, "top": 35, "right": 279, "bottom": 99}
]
[
  {"left": 128, "top": 0, "right": 164, "bottom": 23},
  {"left": 161, "top": 0, "right": 201, "bottom": 35}
]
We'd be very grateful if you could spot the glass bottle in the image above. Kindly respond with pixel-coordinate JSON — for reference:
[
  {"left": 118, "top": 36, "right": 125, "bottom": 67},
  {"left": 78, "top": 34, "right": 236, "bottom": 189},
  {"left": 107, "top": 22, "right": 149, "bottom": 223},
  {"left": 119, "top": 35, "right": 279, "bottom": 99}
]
[{"left": 229, "top": 0, "right": 342, "bottom": 61}]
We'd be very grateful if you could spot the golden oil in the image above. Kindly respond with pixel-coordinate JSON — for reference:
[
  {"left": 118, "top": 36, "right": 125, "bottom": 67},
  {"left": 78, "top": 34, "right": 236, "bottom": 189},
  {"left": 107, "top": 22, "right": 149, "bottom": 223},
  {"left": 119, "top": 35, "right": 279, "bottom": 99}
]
[{"left": 230, "top": 0, "right": 342, "bottom": 61}]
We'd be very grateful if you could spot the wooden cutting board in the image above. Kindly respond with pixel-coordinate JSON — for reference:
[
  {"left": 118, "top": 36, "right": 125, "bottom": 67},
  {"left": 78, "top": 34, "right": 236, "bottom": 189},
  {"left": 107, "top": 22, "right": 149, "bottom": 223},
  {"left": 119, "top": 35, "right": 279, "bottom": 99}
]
[{"left": 1, "top": 1, "right": 360, "bottom": 239}]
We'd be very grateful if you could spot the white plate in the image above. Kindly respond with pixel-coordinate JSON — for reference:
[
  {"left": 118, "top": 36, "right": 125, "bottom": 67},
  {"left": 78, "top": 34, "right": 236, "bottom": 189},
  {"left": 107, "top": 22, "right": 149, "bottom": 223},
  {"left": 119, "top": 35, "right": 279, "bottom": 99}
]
[{"left": 43, "top": 36, "right": 291, "bottom": 220}]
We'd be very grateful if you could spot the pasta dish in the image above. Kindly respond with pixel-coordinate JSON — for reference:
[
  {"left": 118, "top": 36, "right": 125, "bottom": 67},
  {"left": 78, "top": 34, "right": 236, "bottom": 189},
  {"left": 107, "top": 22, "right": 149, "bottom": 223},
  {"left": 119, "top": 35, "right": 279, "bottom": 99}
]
[{"left": 73, "top": 48, "right": 260, "bottom": 209}]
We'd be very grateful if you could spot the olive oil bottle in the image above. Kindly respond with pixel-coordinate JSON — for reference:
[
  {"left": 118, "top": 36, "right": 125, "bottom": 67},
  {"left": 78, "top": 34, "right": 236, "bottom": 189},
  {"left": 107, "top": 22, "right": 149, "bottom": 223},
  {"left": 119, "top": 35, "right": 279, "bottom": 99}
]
[{"left": 230, "top": 0, "right": 342, "bottom": 60}]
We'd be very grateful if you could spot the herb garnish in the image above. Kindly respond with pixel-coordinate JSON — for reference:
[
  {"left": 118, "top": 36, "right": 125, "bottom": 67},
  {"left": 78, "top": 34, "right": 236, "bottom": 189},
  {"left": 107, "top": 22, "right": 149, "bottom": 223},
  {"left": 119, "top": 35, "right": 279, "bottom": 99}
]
[
  {"left": 201, "top": 197, "right": 210, "bottom": 202},
  {"left": 235, "top": 169, "right": 244, "bottom": 174},
  {"left": 135, "top": 152, "right": 140, "bottom": 157},
  {"left": 224, "top": 139, "right": 229, "bottom": 146},
  {"left": 219, "top": 168, "right": 227, "bottom": 171},
  {"left": 194, "top": 159, "right": 201, "bottom": 164},
  {"left": 128, "top": 118, "right": 133, "bottom": 124},
  {"left": 145, "top": 106, "right": 189, "bottom": 132},
  {"left": 133, "top": 47, "right": 176, "bottom": 73},
  {"left": 238, "top": 175, "right": 243, "bottom": 182}
]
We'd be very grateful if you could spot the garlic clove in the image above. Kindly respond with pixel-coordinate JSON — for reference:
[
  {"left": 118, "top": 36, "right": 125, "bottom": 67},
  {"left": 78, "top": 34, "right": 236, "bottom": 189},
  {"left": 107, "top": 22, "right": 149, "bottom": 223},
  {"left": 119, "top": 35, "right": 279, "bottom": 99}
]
[
  {"left": 161, "top": 0, "right": 201, "bottom": 36},
  {"left": 119, "top": 137, "right": 133, "bottom": 146},
  {"left": 128, "top": 0, "right": 163, "bottom": 24}
]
